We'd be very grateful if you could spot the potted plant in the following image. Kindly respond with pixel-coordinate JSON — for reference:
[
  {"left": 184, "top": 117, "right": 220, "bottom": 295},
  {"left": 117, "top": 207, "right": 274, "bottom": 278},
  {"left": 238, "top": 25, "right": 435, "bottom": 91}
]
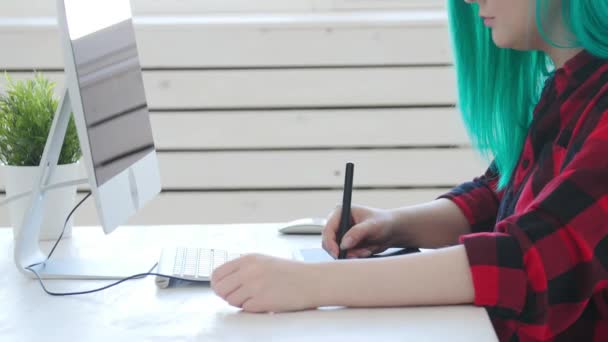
[{"left": 0, "top": 73, "right": 82, "bottom": 240}]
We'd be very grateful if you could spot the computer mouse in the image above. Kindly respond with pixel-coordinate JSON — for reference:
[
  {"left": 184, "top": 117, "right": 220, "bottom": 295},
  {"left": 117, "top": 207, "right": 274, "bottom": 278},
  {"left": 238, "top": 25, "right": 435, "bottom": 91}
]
[{"left": 278, "top": 217, "right": 327, "bottom": 235}]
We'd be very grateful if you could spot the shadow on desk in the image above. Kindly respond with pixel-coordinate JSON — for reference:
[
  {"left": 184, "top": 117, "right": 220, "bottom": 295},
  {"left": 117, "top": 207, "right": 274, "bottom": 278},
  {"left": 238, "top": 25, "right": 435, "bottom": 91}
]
[
  {"left": 151, "top": 280, "right": 496, "bottom": 341},
  {"left": 195, "top": 305, "right": 496, "bottom": 341}
]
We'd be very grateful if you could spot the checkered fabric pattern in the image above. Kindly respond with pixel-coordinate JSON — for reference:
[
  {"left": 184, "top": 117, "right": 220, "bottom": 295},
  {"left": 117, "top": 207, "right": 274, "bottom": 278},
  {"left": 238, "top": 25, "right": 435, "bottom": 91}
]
[{"left": 439, "top": 50, "right": 608, "bottom": 341}]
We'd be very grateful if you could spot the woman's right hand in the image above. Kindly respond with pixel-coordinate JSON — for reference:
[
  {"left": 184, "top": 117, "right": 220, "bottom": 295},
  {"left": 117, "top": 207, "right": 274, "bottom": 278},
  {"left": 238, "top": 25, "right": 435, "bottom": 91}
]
[{"left": 321, "top": 204, "right": 403, "bottom": 259}]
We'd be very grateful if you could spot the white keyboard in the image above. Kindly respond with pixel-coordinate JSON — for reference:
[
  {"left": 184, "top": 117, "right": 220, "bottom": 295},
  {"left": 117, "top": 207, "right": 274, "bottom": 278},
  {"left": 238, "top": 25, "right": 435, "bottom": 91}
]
[{"left": 155, "top": 247, "right": 242, "bottom": 289}]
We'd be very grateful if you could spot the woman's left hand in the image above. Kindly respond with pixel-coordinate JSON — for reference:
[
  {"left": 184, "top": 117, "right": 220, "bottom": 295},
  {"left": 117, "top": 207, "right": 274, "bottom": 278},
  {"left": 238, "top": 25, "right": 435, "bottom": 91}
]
[{"left": 211, "top": 254, "right": 321, "bottom": 313}]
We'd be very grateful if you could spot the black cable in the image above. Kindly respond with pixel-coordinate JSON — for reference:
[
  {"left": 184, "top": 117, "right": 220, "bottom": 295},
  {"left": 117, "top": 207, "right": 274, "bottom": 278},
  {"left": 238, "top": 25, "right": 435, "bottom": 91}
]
[
  {"left": 46, "top": 192, "right": 92, "bottom": 260},
  {"left": 23, "top": 192, "right": 94, "bottom": 273},
  {"left": 25, "top": 263, "right": 203, "bottom": 296},
  {"left": 25, "top": 191, "right": 192, "bottom": 296}
]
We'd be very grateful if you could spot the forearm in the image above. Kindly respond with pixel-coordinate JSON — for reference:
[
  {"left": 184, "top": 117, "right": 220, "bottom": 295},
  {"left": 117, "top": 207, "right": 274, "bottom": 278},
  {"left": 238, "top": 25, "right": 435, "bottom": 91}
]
[
  {"left": 390, "top": 199, "right": 472, "bottom": 248},
  {"left": 313, "top": 245, "right": 475, "bottom": 308}
]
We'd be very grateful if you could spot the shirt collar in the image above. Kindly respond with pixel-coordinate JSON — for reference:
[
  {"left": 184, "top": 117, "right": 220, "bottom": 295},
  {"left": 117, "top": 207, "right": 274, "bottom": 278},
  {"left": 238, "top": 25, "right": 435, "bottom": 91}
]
[{"left": 553, "top": 50, "right": 607, "bottom": 94}]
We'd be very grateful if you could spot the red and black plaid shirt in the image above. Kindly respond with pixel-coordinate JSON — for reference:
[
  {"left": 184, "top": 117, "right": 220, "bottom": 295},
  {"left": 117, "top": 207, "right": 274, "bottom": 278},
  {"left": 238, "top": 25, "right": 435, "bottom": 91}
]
[{"left": 439, "top": 50, "right": 608, "bottom": 341}]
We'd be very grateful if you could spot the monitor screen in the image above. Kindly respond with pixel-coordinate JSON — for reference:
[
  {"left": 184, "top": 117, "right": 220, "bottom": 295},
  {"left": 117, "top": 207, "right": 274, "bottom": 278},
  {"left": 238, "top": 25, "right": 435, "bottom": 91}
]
[{"left": 64, "top": 0, "right": 155, "bottom": 186}]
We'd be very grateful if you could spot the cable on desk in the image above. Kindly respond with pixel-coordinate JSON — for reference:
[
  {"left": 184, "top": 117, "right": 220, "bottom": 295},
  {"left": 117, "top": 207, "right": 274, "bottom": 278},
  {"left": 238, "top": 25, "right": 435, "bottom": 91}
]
[
  {"left": 24, "top": 191, "right": 200, "bottom": 296},
  {"left": 26, "top": 263, "right": 205, "bottom": 296},
  {"left": 21, "top": 191, "right": 93, "bottom": 275}
]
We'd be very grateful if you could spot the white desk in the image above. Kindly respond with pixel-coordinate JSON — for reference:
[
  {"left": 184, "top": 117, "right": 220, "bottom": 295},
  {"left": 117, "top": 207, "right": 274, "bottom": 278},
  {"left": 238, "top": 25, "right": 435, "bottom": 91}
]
[{"left": 0, "top": 224, "right": 497, "bottom": 341}]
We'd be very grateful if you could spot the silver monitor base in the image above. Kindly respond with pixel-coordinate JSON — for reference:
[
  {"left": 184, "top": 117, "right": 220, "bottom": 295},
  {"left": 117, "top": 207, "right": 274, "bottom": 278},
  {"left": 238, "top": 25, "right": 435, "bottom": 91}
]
[{"left": 26, "top": 257, "right": 156, "bottom": 280}]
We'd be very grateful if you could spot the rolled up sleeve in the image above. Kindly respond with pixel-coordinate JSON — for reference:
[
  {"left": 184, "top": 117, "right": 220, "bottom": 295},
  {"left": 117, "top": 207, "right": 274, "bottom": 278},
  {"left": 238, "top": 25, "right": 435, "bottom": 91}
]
[{"left": 438, "top": 161, "right": 504, "bottom": 233}]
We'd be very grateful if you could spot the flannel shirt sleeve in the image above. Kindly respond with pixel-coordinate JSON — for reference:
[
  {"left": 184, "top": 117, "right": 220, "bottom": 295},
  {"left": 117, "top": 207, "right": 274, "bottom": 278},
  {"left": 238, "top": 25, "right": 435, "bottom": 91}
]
[
  {"left": 460, "top": 113, "right": 608, "bottom": 340},
  {"left": 437, "top": 161, "right": 504, "bottom": 233}
]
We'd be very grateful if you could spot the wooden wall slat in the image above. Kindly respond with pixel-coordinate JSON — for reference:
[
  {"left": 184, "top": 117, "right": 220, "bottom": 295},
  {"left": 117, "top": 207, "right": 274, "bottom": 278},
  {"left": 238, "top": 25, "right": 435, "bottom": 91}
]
[
  {"left": 0, "top": 188, "right": 452, "bottom": 227},
  {"left": 0, "top": 1, "right": 445, "bottom": 17},
  {"left": 145, "top": 68, "right": 456, "bottom": 108},
  {"left": 0, "top": 149, "right": 486, "bottom": 191},
  {"left": 149, "top": 108, "right": 469, "bottom": 149},
  {"left": 2, "top": 68, "right": 456, "bottom": 109},
  {"left": 332, "top": 0, "right": 444, "bottom": 10},
  {"left": 0, "top": 16, "right": 450, "bottom": 69},
  {"left": 155, "top": 149, "right": 485, "bottom": 189}
]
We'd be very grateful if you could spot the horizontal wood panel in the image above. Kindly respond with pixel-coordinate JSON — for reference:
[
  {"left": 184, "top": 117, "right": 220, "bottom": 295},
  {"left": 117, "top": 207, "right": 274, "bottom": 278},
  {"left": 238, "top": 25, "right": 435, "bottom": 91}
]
[
  {"left": 0, "top": 149, "right": 487, "bottom": 191},
  {"left": 154, "top": 149, "right": 486, "bottom": 188},
  {"left": 332, "top": 0, "right": 444, "bottom": 10},
  {"left": 0, "top": 0, "right": 316, "bottom": 15},
  {"left": 149, "top": 108, "right": 469, "bottom": 149},
  {"left": 0, "top": 14, "right": 450, "bottom": 68},
  {"left": 0, "top": 1, "right": 445, "bottom": 16},
  {"left": 0, "top": 188, "right": 452, "bottom": 227},
  {"left": 3, "top": 68, "right": 456, "bottom": 109},
  {"left": 144, "top": 68, "right": 455, "bottom": 108}
]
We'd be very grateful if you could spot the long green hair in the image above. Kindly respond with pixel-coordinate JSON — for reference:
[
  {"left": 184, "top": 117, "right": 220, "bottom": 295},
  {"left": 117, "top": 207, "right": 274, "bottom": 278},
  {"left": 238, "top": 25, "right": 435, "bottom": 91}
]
[{"left": 447, "top": 0, "right": 608, "bottom": 190}]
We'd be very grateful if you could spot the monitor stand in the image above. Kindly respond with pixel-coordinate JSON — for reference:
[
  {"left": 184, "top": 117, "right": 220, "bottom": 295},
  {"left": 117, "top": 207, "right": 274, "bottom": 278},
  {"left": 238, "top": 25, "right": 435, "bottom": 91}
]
[
  {"left": 12, "top": 89, "right": 153, "bottom": 280},
  {"left": 27, "top": 257, "right": 156, "bottom": 280}
]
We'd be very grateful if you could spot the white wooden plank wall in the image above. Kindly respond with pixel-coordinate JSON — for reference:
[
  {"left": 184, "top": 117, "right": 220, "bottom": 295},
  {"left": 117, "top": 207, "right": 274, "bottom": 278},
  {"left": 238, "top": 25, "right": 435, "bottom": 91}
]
[
  {"left": 1, "top": 0, "right": 445, "bottom": 16},
  {"left": 0, "top": 1, "right": 488, "bottom": 227}
]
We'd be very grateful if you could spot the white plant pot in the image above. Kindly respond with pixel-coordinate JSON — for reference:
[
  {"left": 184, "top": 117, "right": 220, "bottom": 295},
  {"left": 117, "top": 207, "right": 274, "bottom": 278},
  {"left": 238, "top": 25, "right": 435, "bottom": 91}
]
[{"left": 2, "top": 163, "right": 80, "bottom": 241}]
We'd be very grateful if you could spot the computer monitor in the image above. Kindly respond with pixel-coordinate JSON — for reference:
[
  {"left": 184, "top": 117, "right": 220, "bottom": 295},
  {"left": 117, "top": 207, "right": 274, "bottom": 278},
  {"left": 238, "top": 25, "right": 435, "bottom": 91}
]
[{"left": 13, "top": 0, "right": 161, "bottom": 279}]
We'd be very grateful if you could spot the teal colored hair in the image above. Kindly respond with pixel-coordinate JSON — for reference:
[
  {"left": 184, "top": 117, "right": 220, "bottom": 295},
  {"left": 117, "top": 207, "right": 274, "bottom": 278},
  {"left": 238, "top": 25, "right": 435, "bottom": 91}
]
[{"left": 447, "top": 0, "right": 608, "bottom": 190}]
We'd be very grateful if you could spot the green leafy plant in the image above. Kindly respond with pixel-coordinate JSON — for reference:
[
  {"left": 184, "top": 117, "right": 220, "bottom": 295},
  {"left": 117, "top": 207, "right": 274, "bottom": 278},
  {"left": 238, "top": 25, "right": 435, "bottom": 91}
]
[{"left": 0, "top": 73, "right": 81, "bottom": 166}]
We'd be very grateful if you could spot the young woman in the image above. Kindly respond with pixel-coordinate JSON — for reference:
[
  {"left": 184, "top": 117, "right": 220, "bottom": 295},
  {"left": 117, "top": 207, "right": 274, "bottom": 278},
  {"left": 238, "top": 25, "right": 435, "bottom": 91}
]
[{"left": 211, "top": 0, "right": 608, "bottom": 340}]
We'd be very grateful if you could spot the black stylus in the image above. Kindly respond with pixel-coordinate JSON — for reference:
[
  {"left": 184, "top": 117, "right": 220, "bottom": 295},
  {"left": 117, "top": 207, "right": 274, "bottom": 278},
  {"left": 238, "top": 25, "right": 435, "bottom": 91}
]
[{"left": 337, "top": 163, "right": 354, "bottom": 259}]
